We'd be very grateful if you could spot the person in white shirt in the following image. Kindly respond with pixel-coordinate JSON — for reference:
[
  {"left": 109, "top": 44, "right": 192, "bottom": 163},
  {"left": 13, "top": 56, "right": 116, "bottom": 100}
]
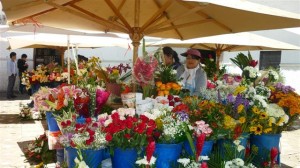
[{"left": 7, "top": 52, "right": 17, "bottom": 99}]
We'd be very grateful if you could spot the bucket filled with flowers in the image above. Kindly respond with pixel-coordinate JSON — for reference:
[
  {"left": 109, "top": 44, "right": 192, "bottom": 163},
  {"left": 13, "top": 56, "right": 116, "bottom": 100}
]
[
  {"left": 56, "top": 112, "right": 107, "bottom": 168},
  {"left": 103, "top": 108, "right": 158, "bottom": 168}
]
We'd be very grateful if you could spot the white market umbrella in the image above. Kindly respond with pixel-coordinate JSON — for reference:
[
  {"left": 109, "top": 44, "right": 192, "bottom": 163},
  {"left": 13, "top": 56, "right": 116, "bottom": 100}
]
[
  {"left": 7, "top": 33, "right": 130, "bottom": 49},
  {"left": 148, "top": 32, "right": 300, "bottom": 67},
  {"left": 3, "top": 0, "right": 300, "bottom": 64}
]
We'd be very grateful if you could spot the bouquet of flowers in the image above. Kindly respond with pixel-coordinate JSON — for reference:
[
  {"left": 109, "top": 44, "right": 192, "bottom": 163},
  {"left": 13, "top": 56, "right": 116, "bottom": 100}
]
[
  {"left": 24, "top": 133, "right": 56, "bottom": 165},
  {"left": 73, "top": 57, "right": 106, "bottom": 87},
  {"left": 133, "top": 55, "right": 158, "bottom": 98},
  {"left": 230, "top": 52, "right": 258, "bottom": 71},
  {"left": 56, "top": 112, "right": 107, "bottom": 150},
  {"left": 103, "top": 108, "right": 157, "bottom": 151},
  {"left": 182, "top": 97, "right": 227, "bottom": 140},
  {"left": 46, "top": 84, "right": 84, "bottom": 114},
  {"left": 223, "top": 93, "right": 252, "bottom": 139},
  {"left": 106, "top": 63, "right": 131, "bottom": 83},
  {"left": 268, "top": 83, "right": 300, "bottom": 131},
  {"left": 144, "top": 107, "right": 187, "bottom": 144},
  {"left": 32, "top": 87, "right": 54, "bottom": 112},
  {"left": 19, "top": 103, "right": 33, "bottom": 120},
  {"left": 154, "top": 65, "right": 182, "bottom": 97}
]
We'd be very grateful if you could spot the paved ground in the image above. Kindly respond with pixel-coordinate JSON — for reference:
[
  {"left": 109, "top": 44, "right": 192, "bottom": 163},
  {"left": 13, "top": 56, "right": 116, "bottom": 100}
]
[{"left": 0, "top": 92, "right": 299, "bottom": 168}]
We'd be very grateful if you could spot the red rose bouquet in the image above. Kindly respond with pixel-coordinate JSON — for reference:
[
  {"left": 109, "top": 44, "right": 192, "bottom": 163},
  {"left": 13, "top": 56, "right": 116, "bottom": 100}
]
[{"left": 103, "top": 108, "right": 158, "bottom": 151}]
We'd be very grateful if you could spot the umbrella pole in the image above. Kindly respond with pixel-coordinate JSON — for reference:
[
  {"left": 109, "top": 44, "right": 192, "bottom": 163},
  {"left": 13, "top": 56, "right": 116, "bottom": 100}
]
[
  {"left": 216, "top": 49, "right": 222, "bottom": 69},
  {"left": 67, "top": 35, "right": 70, "bottom": 84},
  {"left": 130, "top": 28, "right": 143, "bottom": 92}
]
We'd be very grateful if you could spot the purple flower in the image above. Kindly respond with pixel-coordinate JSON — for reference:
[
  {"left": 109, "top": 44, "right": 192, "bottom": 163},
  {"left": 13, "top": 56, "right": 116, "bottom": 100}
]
[
  {"left": 275, "top": 83, "right": 295, "bottom": 93},
  {"left": 227, "top": 94, "right": 235, "bottom": 103},
  {"left": 234, "top": 94, "right": 249, "bottom": 111},
  {"left": 234, "top": 75, "right": 242, "bottom": 83},
  {"left": 223, "top": 74, "right": 229, "bottom": 81},
  {"left": 176, "top": 112, "right": 189, "bottom": 122}
]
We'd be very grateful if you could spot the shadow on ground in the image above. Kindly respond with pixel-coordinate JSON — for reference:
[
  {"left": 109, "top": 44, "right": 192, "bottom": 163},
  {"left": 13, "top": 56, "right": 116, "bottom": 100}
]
[
  {"left": 0, "top": 114, "right": 35, "bottom": 124},
  {"left": 0, "top": 91, "right": 31, "bottom": 101}
]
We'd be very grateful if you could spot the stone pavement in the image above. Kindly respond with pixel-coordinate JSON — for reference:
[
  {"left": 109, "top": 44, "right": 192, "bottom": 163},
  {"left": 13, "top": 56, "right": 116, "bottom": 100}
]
[{"left": 0, "top": 92, "right": 299, "bottom": 168}]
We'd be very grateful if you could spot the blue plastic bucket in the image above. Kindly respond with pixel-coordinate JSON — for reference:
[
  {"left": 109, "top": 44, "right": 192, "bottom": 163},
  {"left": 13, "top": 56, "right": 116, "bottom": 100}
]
[
  {"left": 155, "top": 143, "right": 183, "bottom": 168},
  {"left": 46, "top": 112, "right": 60, "bottom": 132},
  {"left": 183, "top": 140, "right": 214, "bottom": 156},
  {"left": 66, "top": 147, "right": 103, "bottom": 168},
  {"left": 31, "top": 84, "right": 40, "bottom": 95},
  {"left": 111, "top": 148, "right": 138, "bottom": 168},
  {"left": 250, "top": 134, "right": 281, "bottom": 165}
]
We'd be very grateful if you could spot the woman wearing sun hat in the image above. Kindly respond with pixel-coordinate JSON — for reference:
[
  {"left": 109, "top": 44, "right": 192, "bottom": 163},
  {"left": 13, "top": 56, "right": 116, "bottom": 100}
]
[{"left": 177, "top": 49, "right": 207, "bottom": 95}]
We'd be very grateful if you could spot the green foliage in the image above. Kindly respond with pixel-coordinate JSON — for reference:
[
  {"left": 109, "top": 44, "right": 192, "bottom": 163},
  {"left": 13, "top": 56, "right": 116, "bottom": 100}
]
[
  {"left": 203, "top": 57, "right": 218, "bottom": 79},
  {"left": 155, "top": 65, "right": 178, "bottom": 83},
  {"left": 207, "top": 142, "right": 258, "bottom": 168},
  {"left": 230, "top": 51, "right": 253, "bottom": 70},
  {"left": 202, "top": 57, "right": 226, "bottom": 80}
]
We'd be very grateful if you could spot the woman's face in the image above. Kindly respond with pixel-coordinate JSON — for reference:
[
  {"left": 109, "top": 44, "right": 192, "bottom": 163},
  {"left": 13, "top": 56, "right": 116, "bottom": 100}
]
[
  {"left": 164, "top": 55, "right": 173, "bottom": 66},
  {"left": 186, "top": 55, "right": 200, "bottom": 69}
]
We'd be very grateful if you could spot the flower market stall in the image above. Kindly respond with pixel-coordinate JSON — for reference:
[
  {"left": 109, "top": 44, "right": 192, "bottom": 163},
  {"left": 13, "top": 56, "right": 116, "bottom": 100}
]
[
  {"left": 24, "top": 47, "right": 300, "bottom": 168},
  {"left": 3, "top": 0, "right": 300, "bottom": 167}
]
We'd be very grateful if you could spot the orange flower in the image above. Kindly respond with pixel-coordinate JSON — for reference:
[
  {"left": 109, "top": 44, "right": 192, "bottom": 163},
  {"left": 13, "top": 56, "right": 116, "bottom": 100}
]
[
  {"left": 156, "top": 81, "right": 162, "bottom": 87},
  {"left": 158, "top": 91, "right": 164, "bottom": 96},
  {"left": 56, "top": 91, "right": 65, "bottom": 110}
]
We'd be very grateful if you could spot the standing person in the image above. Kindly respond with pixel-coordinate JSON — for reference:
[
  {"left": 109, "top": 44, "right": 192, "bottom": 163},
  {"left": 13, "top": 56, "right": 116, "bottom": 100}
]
[
  {"left": 17, "top": 54, "right": 28, "bottom": 94},
  {"left": 177, "top": 49, "right": 207, "bottom": 96},
  {"left": 7, "top": 52, "right": 17, "bottom": 99},
  {"left": 163, "top": 46, "right": 181, "bottom": 70}
]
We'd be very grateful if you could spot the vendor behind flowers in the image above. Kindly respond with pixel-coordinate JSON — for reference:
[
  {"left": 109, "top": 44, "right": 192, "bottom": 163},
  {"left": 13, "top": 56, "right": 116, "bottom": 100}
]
[{"left": 177, "top": 49, "right": 207, "bottom": 95}]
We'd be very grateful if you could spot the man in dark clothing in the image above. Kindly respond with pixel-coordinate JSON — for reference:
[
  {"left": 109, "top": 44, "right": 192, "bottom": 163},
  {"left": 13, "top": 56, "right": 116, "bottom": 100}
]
[
  {"left": 7, "top": 52, "right": 17, "bottom": 99},
  {"left": 17, "top": 54, "right": 28, "bottom": 94}
]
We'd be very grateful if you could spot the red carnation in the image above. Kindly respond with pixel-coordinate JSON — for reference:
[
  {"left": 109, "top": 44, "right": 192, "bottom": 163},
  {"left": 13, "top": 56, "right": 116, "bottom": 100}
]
[
  {"left": 169, "top": 101, "right": 175, "bottom": 107},
  {"left": 140, "top": 115, "right": 149, "bottom": 122},
  {"left": 105, "top": 134, "right": 113, "bottom": 141},
  {"left": 174, "top": 97, "right": 181, "bottom": 102},
  {"left": 148, "top": 120, "right": 156, "bottom": 127},
  {"left": 85, "top": 118, "right": 92, "bottom": 123},
  {"left": 61, "top": 121, "right": 67, "bottom": 128},
  {"left": 111, "top": 113, "right": 120, "bottom": 121},
  {"left": 167, "top": 95, "right": 174, "bottom": 101},
  {"left": 132, "top": 117, "right": 138, "bottom": 122},
  {"left": 87, "top": 129, "right": 95, "bottom": 136},
  {"left": 66, "top": 120, "right": 71, "bottom": 126},
  {"left": 125, "top": 120, "right": 133, "bottom": 129},
  {"left": 92, "top": 122, "right": 98, "bottom": 127},
  {"left": 75, "top": 123, "right": 82, "bottom": 129}
]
